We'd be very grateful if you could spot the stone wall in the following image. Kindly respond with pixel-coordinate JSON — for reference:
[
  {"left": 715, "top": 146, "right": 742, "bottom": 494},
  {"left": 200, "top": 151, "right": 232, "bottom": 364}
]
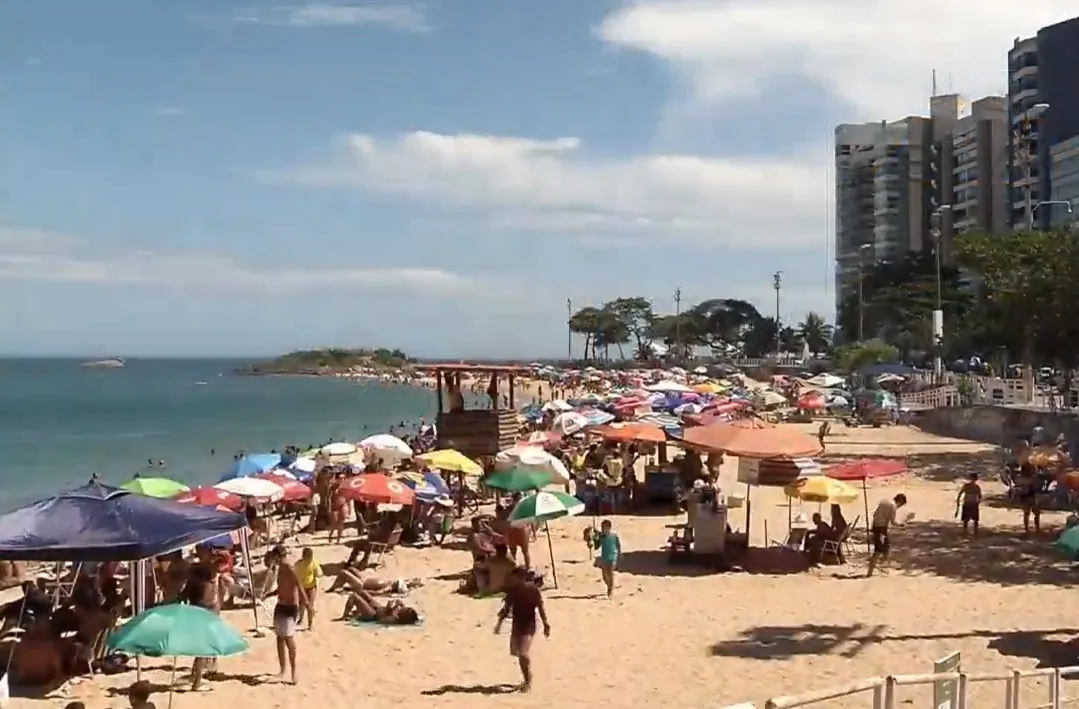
[{"left": 914, "top": 405, "right": 1079, "bottom": 448}]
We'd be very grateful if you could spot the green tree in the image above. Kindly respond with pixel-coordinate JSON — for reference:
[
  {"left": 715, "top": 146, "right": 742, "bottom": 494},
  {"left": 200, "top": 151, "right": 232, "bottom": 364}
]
[
  {"left": 832, "top": 339, "right": 900, "bottom": 372},
  {"left": 742, "top": 317, "right": 779, "bottom": 358},
  {"left": 798, "top": 312, "right": 833, "bottom": 353},
  {"left": 605, "top": 297, "right": 655, "bottom": 355},
  {"left": 685, "top": 298, "right": 762, "bottom": 352},
  {"left": 568, "top": 306, "right": 602, "bottom": 360}
]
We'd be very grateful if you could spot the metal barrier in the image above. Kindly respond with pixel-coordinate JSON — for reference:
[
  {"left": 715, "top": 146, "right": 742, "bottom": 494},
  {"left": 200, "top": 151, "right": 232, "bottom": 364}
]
[{"left": 717, "top": 666, "right": 1079, "bottom": 709}]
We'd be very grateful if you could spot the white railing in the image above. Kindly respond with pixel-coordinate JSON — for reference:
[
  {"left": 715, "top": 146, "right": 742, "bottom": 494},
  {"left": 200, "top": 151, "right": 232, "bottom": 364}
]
[{"left": 717, "top": 666, "right": 1079, "bottom": 709}]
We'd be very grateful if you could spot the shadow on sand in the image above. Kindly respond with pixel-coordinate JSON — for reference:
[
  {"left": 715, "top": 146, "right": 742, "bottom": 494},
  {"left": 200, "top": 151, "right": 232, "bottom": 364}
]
[{"left": 421, "top": 683, "right": 519, "bottom": 696}]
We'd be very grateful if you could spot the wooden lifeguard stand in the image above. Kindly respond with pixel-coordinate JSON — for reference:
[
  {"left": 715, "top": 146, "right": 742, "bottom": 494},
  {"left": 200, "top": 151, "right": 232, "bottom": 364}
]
[{"left": 421, "top": 363, "right": 528, "bottom": 460}]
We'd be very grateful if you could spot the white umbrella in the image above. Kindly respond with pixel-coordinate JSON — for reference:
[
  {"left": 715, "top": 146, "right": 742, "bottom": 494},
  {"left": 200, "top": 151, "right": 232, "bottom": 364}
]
[
  {"left": 541, "top": 399, "right": 573, "bottom": 412},
  {"left": 321, "top": 442, "right": 356, "bottom": 456},
  {"left": 359, "top": 434, "right": 414, "bottom": 462},
  {"left": 755, "top": 390, "right": 788, "bottom": 407},
  {"left": 289, "top": 457, "right": 317, "bottom": 474},
  {"left": 693, "top": 366, "right": 708, "bottom": 375},
  {"left": 646, "top": 380, "right": 694, "bottom": 393},
  {"left": 551, "top": 411, "right": 589, "bottom": 436},
  {"left": 215, "top": 477, "right": 284, "bottom": 501},
  {"left": 806, "top": 373, "right": 845, "bottom": 388},
  {"left": 495, "top": 446, "right": 571, "bottom": 483}
]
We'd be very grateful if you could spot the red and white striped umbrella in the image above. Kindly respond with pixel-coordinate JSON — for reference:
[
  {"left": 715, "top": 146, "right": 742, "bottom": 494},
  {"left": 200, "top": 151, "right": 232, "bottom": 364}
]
[
  {"left": 339, "top": 473, "right": 415, "bottom": 505},
  {"left": 173, "top": 486, "right": 244, "bottom": 511},
  {"left": 255, "top": 473, "right": 312, "bottom": 502}
]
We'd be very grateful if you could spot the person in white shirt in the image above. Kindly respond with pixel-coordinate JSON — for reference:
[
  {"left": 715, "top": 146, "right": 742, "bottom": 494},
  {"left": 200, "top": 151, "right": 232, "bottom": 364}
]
[{"left": 867, "top": 493, "right": 907, "bottom": 578}]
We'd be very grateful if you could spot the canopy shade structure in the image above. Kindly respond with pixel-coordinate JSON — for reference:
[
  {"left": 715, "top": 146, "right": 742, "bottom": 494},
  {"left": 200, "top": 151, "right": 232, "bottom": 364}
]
[
  {"left": 677, "top": 423, "right": 823, "bottom": 458},
  {"left": 0, "top": 480, "right": 248, "bottom": 562}
]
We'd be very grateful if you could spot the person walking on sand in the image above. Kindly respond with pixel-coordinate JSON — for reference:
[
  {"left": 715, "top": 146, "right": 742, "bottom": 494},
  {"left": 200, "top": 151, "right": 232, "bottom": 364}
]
[
  {"left": 587, "top": 519, "right": 621, "bottom": 598},
  {"left": 955, "top": 473, "right": 982, "bottom": 536},
  {"left": 270, "top": 546, "right": 309, "bottom": 684},
  {"left": 867, "top": 493, "right": 907, "bottom": 578},
  {"left": 494, "top": 567, "right": 550, "bottom": 693},
  {"left": 294, "top": 547, "right": 321, "bottom": 630}
]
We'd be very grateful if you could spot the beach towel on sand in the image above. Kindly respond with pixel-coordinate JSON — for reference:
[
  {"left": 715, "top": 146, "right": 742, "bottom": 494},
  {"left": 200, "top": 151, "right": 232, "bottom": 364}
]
[{"left": 349, "top": 615, "right": 425, "bottom": 630}]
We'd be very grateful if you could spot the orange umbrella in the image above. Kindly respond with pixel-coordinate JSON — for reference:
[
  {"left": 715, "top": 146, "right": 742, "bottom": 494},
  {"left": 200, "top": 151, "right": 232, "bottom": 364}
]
[
  {"left": 592, "top": 422, "right": 667, "bottom": 443},
  {"left": 1058, "top": 470, "right": 1079, "bottom": 491},
  {"left": 679, "top": 422, "right": 822, "bottom": 458},
  {"left": 729, "top": 416, "right": 775, "bottom": 429}
]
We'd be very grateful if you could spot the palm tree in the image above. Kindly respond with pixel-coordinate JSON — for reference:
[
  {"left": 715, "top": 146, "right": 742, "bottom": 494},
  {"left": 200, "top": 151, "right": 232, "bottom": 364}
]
[{"left": 798, "top": 312, "right": 833, "bottom": 354}]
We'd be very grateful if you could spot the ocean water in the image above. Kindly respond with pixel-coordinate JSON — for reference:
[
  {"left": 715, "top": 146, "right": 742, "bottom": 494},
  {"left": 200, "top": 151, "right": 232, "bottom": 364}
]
[{"left": 0, "top": 358, "right": 436, "bottom": 511}]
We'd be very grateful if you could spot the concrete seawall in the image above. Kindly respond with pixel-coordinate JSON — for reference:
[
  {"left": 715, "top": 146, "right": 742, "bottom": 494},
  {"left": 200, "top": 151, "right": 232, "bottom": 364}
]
[{"left": 914, "top": 405, "right": 1078, "bottom": 449}]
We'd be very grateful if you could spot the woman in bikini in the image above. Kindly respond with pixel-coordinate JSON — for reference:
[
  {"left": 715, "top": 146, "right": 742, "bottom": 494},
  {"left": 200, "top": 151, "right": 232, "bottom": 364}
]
[{"left": 338, "top": 588, "right": 420, "bottom": 625}]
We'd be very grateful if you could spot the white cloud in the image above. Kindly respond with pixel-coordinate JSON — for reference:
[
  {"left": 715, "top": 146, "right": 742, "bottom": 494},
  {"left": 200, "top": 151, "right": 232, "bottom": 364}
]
[
  {"left": 236, "top": 2, "right": 430, "bottom": 31},
  {"left": 596, "top": 0, "right": 1079, "bottom": 121},
  {"left": 0, "top": 227, "right": 475, "bottom": 295},
  {"left": 263, "top": 130, "right": 829, "bottom": 249}
]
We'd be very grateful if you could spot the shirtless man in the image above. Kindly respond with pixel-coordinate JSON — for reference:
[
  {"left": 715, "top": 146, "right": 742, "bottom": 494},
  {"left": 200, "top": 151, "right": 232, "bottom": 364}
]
[
  {"left": 270, "top": 546, "right": 309, "bottom": 684},
  {"left": 494, "top": 568, "right": 550, "bottom": 693}
]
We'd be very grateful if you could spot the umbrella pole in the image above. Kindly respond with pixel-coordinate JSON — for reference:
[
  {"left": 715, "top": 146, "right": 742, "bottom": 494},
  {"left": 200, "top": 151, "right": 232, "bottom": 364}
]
[
  {"left": 239, "top": 531, "right": 261, "bottom": 635},
  {"left": 544, "top": 521, "right": 559, "bottom": 589},
  {"left": 167, "top": 660, "right": 177, "bottom": 709},
  {"left": 862, "top": 478, "right": 871, "bottom": 553}
]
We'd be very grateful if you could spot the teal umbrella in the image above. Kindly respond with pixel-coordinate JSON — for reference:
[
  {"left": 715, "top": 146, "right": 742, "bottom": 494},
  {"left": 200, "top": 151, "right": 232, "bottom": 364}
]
[
  {"left": 484, "top": 467, "right": 555, "bottom": 492},
  {"left": 108, "top": 604, "right": 249, "bottom": 658},
  {"left": 1055, "top": 526, "right": 1079, "bottom": 559}
]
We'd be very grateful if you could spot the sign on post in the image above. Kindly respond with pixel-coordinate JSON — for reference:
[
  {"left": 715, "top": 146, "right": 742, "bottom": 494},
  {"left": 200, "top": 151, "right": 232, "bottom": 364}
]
[{"left": 933, "top": 651, "right": 961, "bottom": 709}]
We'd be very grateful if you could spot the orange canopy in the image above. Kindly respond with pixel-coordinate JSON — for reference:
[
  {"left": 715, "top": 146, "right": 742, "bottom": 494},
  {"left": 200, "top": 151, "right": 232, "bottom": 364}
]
[
  {"left": 680, "top": 422, "right": 822, "bottom": 458},
  {"left": 592, "top": 422, "right": 667, "bottom": 443}
]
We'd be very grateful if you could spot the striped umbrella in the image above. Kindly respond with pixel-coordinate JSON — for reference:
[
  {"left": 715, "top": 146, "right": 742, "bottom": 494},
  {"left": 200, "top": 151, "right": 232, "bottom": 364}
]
[{"left": 508, "top": 490, "right": 585, "bottom": 589}]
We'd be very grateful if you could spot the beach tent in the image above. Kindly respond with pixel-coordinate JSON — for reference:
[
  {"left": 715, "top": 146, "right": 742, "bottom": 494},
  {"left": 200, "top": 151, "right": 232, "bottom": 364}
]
[{"left": 0, "top": 480, "right": 247, "bottom": 562}]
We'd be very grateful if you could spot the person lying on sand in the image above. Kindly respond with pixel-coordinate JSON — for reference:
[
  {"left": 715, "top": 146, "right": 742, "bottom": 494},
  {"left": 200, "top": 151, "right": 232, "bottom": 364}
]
[
  {"left": 338, "top": 589, "right": 420, "bottom": 625},
  {"left": 327, "top": 568, "right": 423, "bottom": 595}
]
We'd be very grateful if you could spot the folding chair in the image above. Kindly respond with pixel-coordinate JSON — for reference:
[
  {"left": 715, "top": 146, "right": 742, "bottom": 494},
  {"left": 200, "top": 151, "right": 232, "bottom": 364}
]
[
  {"left": 769, "top": 527, "right": 808, "bottom": 552},
  {"left": 368, "top": 528, "right": 403, "bottom": 568},
  {"left": 822, "top": 515, "right": 860, "bottom": 564}
]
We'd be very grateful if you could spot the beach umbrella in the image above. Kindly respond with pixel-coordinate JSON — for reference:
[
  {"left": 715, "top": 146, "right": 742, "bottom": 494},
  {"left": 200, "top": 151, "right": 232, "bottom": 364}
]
[
  {"left": 288, "top": 457, "right": 317, "bottom": 475},
  {"left": 416, "top": 449, "right": 483, "bottom": 476},
  {"left": 220, "top": 453, "right": 282, "bottom": 481},
  {"left": 592, "top": 421, "right": 666, "bottom": 444},
  {"left": 214, "top": 477, "right": 284, "bottom": 502},
  {"left": 494, "top": 446, "right": 571, "bottom": 483},
  {"left": 485, "top": 468, "right": 556, "bottom": 492},
  {"left": 826, "top": 458, "right": 908, "bottom": 552},
  {"left": 321, "top": 442, "right": 356, "bottom": 457},
  {"left": 121, "top": 477, "right": 190, "bottom": 499},
  {"left": 678, "top": 422, "right": 822, "bottom": 458},
  {"left": 541, "top": 399, "right": 573, "bottom": 412},
  {"left": 173, "top": 486, "right": 243, "bottom": 511},
  {"left": 1054, "top": 527, "right": 1079, "bottom": 559},
  {"left": 254, "top": 474, "right": 312, "bottom": 502},
  {"left": 509, "top": 490, "right": 584, "bottom": 589},
  {"left": 108, "top": 603, "right": 249, "bottom": 708},
  {"left": 340, "top": 473, "right": 416, "bottom": 505},
  {"left": 399, "top": 471, "right": 451, "bottom": 502},
  {"left": 359, "top": 434, "right": 414, "bottom": 462},
  {"left": 550, "top": 411, "right": 589, "bottom": 436},
  {"left": 645, "top": 380, "right": 694, "bottom": 393},
  {"left": 520, "top": 430, "right": 561, "bottom": 448},
  {"left": 784, "top": 476, "right": 858, "bottom": 504}
]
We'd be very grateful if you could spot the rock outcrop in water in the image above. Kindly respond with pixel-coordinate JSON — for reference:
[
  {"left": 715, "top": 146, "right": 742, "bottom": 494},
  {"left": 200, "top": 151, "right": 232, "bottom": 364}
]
[{"left": 236, "top": 348, "right": 413, "bottom": 376}]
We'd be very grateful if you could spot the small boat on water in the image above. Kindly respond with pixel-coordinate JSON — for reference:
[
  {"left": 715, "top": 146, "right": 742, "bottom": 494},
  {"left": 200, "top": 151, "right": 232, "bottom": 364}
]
[{"left": 81, "top": 358, "right": 126, "bottom": 369}]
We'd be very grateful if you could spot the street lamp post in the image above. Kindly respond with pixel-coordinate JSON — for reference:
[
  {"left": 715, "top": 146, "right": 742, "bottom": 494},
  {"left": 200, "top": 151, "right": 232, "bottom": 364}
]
[
  {"left": 566, "top": 298, "right": 572, "bottom": 361},
  {"left": 857, "top": 244, "right": 872, "bottom": 342},
  {"left": 773, "top": 271, "right": 782, "bottom": 357},
  {"left": 1032, "top": 200, "right": 1074, "bottom": 226},
  {"left": 931, "top": 206, "right": 952, "bottom": 379}
]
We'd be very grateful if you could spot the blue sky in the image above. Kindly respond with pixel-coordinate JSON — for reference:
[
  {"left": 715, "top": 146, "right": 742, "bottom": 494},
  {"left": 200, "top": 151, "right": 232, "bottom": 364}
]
[{"left": 2, "top": 1, "right": 1076, "bottom": 358}]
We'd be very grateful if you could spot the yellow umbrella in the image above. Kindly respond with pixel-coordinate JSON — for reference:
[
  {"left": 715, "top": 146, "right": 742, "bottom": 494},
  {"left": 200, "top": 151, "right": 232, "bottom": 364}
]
[
  {"left": 416, "top": 449, "right": 483, "bottom": 477},
  {"left": 784, "top": 476, "right": 858, "bottom": 504},
  {"left": 693, "top": 382, "right": 725, "bottom": 394}
]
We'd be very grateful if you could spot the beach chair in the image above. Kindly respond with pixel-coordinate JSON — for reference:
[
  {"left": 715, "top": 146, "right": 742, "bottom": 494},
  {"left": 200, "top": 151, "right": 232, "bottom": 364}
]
[
  {"left": 368, "top": 527, "right": 403, "bottom": 568},
  {"left": 821, "top": 516, "right": 859, "bottom": 564},
  {"left": 769, "top": 527, "right": 808, "bottom": 552}
]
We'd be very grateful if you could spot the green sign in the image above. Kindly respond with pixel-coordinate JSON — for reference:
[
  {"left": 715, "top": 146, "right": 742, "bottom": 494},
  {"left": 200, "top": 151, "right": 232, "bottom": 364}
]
[{"left": 933, "top": 651, "right": 961, "bottom": 709}]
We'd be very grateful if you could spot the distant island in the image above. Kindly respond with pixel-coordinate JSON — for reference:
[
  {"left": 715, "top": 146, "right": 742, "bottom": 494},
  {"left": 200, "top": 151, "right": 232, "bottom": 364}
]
[{"left": 236, "top": 348, "right": 413, "bottom": 376}]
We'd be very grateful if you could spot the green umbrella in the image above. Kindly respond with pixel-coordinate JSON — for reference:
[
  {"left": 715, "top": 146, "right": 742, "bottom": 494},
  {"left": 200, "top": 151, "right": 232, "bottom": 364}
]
[
  {"left": 121, "top": 477, "right": 190, "bottom": 499},
  {"left": 507, "top": 491, "right": 585, "bottom": 589},
  {"left": 484, "top": 467, "right": 554, "bottom": 492},
  {"left": 1055, "top": 527, "right": 1079, "bottom": 559},
  {"left": 107, "top": 604, "right": 248, "bottom": 658}
]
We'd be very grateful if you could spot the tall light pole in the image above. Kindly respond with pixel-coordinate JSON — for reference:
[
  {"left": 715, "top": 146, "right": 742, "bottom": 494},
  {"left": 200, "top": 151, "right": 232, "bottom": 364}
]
[
  {"left": 931, "top": 206, "right": 952, "bottom": 378},
  {"left": 674, "top": 287, "right": 682, "bottom": 360},
  {"left": 773, "top": 271, "right": 782, "bottom": 357},
  {"left": 566, "top": 298, "right": 572, "bottom": 361},
  {"left": 857, "top": 244, "right": 872, "bottom": 342}
]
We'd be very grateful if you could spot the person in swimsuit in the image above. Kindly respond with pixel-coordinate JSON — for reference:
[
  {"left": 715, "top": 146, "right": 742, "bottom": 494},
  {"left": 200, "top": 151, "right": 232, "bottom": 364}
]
[
  {"left": 494, "top": 567, "right": 550, "bottom": 693},
  {"left": 955, "top": 472, "right": 982, "bottom": 535},
  {"left": 270, "top": 545, "right": 308, "bottom": 684},
  {"left": 180, "top": 562, "right": 217, "bottom": 691},
  {"left": 338, "top": 588, "right": 420, "bottom": 625}
]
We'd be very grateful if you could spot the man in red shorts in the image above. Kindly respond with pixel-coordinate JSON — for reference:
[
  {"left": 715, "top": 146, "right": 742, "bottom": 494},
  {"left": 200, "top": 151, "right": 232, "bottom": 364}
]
[{"left": 493, "top": 568, "right": 550, "bottom": 692}]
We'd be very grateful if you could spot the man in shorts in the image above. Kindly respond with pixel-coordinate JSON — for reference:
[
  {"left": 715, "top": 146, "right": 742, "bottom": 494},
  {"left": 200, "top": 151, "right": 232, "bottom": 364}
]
[
  {"left": 955, "top": 473, "right": 982, "bottom": 535},
  {"left": 494, "top": 568, "right": 550, "bottom": 692},
  {"left": 270, "top": 545, "right": 308, "bottom": 684},
  {"left": 867, "top": 493, "right": 906, "bottom": 578}
]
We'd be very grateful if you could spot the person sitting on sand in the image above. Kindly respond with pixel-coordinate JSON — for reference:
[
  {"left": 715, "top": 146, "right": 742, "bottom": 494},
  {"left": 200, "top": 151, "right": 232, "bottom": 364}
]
[
  {"left": 466, "top": 544, "right": 517, "bottom": 596},
  {"left": 328, "top": 567, "right": 422, "bottom": 595},
  {"left": 805, "top": 513, "right": 837, "bottom": 564},
  {"left": 339, "top": 589, "right": 420, "bottom": 625}
]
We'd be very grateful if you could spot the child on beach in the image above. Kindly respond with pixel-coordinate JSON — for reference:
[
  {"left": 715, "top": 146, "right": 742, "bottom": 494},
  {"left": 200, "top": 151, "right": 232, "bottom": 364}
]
[
  {"left": 955, "top": 473, "right": 982, "bottom": 536},
  {"left": 128, "top": 680, "right": 157, "bottom": 709},
  {"left": 294, "top": 547, "right": 322, "bottom": 630},
  {"left": 587, "top": 519, "right": 621, "bottom": 598}
]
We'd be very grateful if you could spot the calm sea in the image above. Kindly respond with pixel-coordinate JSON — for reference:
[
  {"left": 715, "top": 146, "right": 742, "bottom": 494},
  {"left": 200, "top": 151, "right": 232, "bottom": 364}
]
[{"left": 0, "top": 358, "right": 436, "bottom": 511}]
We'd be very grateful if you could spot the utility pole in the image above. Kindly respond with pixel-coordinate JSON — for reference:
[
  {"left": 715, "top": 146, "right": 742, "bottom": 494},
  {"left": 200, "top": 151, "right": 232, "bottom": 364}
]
[
  {"left": 773, "top": 271, "right": 782, "bottom": 357},
  {"left": 566, "top": 298, "right": 572, "bottom": 361},
  {"left": 674, "top": 288, "right": 682, "bottom": 361}
]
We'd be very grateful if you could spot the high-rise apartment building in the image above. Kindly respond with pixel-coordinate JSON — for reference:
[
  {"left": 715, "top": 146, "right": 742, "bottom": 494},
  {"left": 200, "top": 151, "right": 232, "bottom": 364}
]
[
  {"left": 1008, "top": 16, "right": 1079, "bottom": 229},
  {"left": 833, "top": 94, "right": 1008, "bottom": 320}
]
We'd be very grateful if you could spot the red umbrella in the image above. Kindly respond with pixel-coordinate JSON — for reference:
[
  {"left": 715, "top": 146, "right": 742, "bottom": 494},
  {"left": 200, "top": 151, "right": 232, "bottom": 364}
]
[
  {"left": 173, "top": 486, "right": 243, "bottom": 511},
  {"left": 256, "top": 474, "right": 313, "bottom": 502},
  {"left": 826, "top": 459, "right": 907, "bottom": 481},
  {"left": 339, "top": 473, "right": 416, "bottom": 505}
]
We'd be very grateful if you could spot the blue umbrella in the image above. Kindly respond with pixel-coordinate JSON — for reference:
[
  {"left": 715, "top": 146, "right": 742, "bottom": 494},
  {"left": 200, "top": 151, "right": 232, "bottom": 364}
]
[
  {"left": 220, "top": 453, "right": 282, "bottom": 481},
  {"left": 402, "top": 472, "right": 450, "bottom": 502}
]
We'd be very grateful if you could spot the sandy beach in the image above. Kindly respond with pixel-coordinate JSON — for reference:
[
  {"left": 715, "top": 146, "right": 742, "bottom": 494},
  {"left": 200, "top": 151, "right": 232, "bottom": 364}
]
[{"left": 30, "top": 421, "right": 1079, "bottom": 709}]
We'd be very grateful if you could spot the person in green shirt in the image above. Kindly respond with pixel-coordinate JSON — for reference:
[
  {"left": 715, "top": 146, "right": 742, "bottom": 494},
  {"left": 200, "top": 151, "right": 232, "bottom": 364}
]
[{"left": 587, "top": 519, "right": 621, "bottom": 598}]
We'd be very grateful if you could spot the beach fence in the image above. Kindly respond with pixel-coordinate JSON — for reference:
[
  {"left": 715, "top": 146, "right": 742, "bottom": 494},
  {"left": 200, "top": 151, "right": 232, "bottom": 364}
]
[{"left": 719, "top": 665, "right": 1079, "bottom": 709}]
